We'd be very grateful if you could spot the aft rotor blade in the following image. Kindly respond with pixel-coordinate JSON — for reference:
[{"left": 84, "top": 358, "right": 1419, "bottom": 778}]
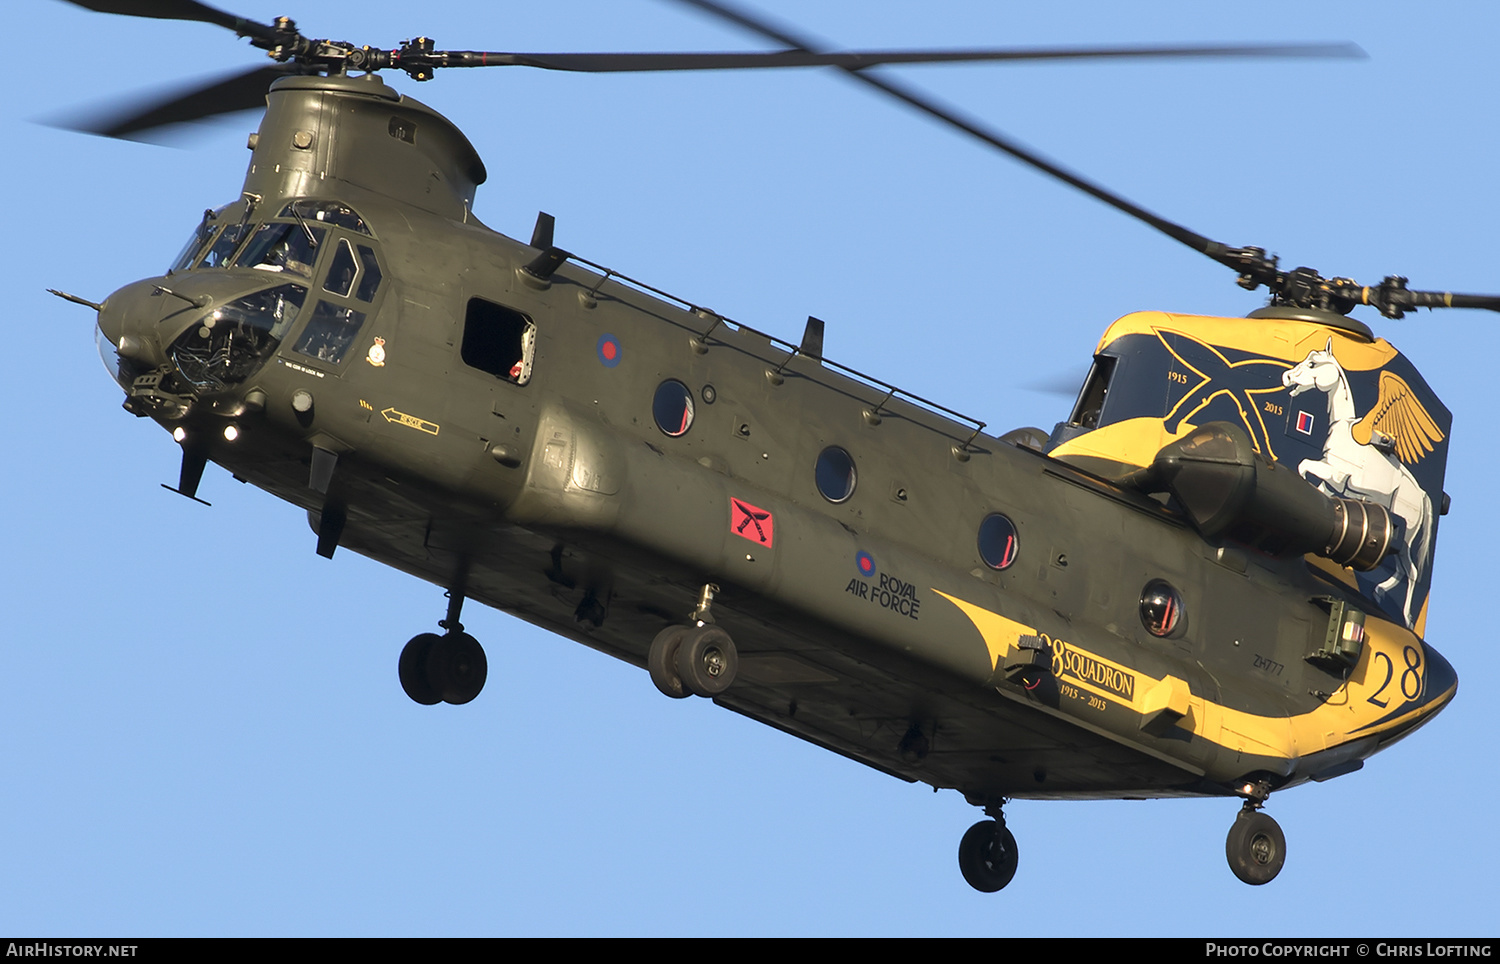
[
  {"left": 457, "top": 42, "right": 1363, "bottom": 73},
  {"left": 1330, "top": 279, "right": 1500, "bottom": 319},
  {"left": 53, "top": 64, "right": 294, "bottom": 140},
  {"left": 59, "top": 0, "right": 282, "bottom": 43},
  {"left": 669, "top": 0, "right": 1266, "bottom": 270},
  {"left": 1022, "top": 365, "right": 1093, "bottom": 397}
]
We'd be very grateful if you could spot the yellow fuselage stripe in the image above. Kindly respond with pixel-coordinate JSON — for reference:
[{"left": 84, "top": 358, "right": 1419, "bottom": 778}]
[{"left": 934, "top": 590, "right": 1450, "bottom": 762}]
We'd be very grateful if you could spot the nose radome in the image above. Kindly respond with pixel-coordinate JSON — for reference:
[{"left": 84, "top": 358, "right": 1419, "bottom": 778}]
[
  {"left": 94, "top": 289, "right": 128, "bottom": 348},
  {"left": 96, "top": 278, "right": 216, "bottom": 369},
  {"left": 96, "top": 279, "right": 174, "bottom": 364}
]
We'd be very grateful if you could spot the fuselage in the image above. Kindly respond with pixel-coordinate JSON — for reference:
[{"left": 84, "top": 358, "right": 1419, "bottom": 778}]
[{"left": 92, "top": 73, "right": 1456, "bottom": 806}]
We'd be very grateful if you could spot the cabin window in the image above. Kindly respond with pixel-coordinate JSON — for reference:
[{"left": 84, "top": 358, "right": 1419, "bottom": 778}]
[
  {"left": 293, "top": 301, "right": 366, "bottom": 365},
  {"left": 977, "top": 514, "right": 1019, "bottom": 570},
  {"left": 461, "top": 298, "right": 536, "bottom": 385},
  {"left": 652, "top": 380, "right": 695, "bottom": 437},
  {"left": 1069, "top": 355, "right": 1118, "bottom": 429},
  {"left": 1140, "top": 580, "right": 1185, "bottom": 638},
  {"left": 815, "top": 446, "right": 857, "bottom": 503}
]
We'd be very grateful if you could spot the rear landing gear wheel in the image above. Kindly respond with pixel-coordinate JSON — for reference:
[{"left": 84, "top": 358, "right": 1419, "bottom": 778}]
[
  {"left": 1226, "top": 809, "right": 1285, "bottom": 885},
  {"left": 958, "top": 819, "right": 1019, "bottom": 893},
  {"left": 648, "top": 625, "right": 692, "bottom": 699},
  {"left": 426, "top": 631, "right": 488, "bottom": 705},
  {"left": 399, "top": 633, "right": 443, "bottom": 705},
  {"left": 676, "top": 624, "right": 737, "bottom": 696}
]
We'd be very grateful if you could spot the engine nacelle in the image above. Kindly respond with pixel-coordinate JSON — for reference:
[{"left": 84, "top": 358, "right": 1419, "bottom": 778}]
[{"left": 1127, "top": 422, "right": 1393, "bottom": 571}]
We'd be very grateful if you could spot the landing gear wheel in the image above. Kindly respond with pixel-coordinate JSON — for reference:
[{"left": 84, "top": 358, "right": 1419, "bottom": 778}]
[
  {"left": 1226, "top": 810, "right": 1285, "bottom": 885},
  {"left": 425, "top": 631, "right": 488, "bottom": 705},
  {"left": 676, "top": 624, "right": 738, "bottom": 697},
  {"left": 958, "top": 819, "right": 1019, "bottom": 893},
  {"left": 399, "top": 633, "right": 442, "bottom": 705},
  {"left": 648, "top": 625, "right": 692, "bottom": 699}
]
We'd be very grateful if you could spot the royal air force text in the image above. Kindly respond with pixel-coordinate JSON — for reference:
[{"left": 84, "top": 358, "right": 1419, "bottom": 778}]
[{"left": 844, "top": 573, "right": 921, "bottom": 620}]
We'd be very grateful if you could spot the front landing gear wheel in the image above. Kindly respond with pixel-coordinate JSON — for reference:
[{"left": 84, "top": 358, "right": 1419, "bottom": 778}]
[
  {"left": 399, "top": 633, "right": 442, "bottom": 705},
  {"left": 958, "top": 819, "right": 1019, "bottom": 893},
  {"left": 1226, "top": 809, "right": 1285, "bottom": 885},
  {"left": 426, "top": 631, "right": 488, "bottom": 705}
]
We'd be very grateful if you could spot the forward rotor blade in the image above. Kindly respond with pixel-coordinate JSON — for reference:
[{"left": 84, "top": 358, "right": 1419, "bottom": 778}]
[
  {"left": 52, "top": 64, "right": 293, "bottom": 140},
  {"left": 669, "top": 0, "right": 1260, "bottom": 269},
  {"left": 59, "top": 0, "right": 281, "bottom": 43},
  {"left": 466, "top": 42, "right": 1362, "bottom": 73}
]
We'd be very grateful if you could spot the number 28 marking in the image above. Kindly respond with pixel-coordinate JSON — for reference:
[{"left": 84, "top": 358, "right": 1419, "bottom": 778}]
[{"left": 1367, "top": 645, "right": 1424, "bottom": 708}]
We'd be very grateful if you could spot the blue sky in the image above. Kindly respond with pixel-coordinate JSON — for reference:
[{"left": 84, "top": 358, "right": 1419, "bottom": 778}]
[{"left": 6, "top": 0, "right": 1498, "bottom": 936}]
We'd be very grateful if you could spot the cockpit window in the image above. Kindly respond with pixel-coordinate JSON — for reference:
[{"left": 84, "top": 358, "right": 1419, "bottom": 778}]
[
  {"left": 321, "top": 239, "right": 384, "bottom": 304},
  {"left": 166, "top": 283, "right": 307, "bottom": 392},
  {"left": 170, "top": 212, "right": 221, "bottom": 273},
  {"left": 355, "top": 245, "right": 382, "bottom": 302},
  {"left": 197, "top": 221, "right": 251, "bottom": 269},
  {"left": 236, "top": 222, "right": 326, "bottom": 279},
  {"left": 293, "top": 301, "right": 367, "bottom": 365},
  {"left": 1068, "top": 355, "right": 1118, "bottom": 430},
  {"left": 279, "top": 200, "right": 369, "bottom": 235},
  {"left": 324, "top": 240, "right": 358, "bottom": 297}
]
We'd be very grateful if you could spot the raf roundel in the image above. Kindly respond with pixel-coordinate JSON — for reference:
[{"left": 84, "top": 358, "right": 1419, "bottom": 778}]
[
  {"left": 596, "top": 333, "right": 622, "bottom": 368},
  {"left": 855, "top": 551, "right": 877, "bottom": 578}
]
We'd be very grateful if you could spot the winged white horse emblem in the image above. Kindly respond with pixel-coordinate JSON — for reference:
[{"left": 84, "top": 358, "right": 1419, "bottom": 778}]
[{"left": 1281, "top": 340, "right": 1441, "bottom": 628}]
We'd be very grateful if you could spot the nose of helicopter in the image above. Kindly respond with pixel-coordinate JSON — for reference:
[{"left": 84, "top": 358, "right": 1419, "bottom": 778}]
[{"left": 95, "top": 277, "right": 198, "bottom": 370}]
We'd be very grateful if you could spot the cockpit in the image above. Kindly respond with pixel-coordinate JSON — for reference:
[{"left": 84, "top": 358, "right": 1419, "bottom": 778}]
[
  {"left": 170, "top": 199, "right": 371, "bottom": 275},
  {"left": 131, "top": 198, "right": 386, "bottom": 395}
]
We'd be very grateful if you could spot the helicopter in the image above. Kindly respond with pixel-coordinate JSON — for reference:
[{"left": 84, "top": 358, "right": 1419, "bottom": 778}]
[{"left": 42, "top": 0, "right": 1495, "bottom": 901}]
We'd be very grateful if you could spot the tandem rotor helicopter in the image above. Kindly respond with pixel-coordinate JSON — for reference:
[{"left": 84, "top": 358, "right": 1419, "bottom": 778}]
[{"left": 52, "top": 0, "right": 1497, "bottom": 892}]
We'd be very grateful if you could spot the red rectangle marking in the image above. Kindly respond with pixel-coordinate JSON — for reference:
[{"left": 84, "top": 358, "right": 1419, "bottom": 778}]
[{"left": 730, "top": 498, "right": 774, "bottom": 546}]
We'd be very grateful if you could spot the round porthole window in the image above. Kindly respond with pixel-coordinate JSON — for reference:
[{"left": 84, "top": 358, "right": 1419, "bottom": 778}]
[
  {"left": 652, "top": 379, "right": 695, "bottom": 437},
  {"left": 815, "top": 446, "right": 857, "bottom": 503},
  {"left": 977, "top": 514, "right": 1019, "bottom": 570},
  {"left": 1140, "top": 580, "right": 1184, "bottom": 638}
]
